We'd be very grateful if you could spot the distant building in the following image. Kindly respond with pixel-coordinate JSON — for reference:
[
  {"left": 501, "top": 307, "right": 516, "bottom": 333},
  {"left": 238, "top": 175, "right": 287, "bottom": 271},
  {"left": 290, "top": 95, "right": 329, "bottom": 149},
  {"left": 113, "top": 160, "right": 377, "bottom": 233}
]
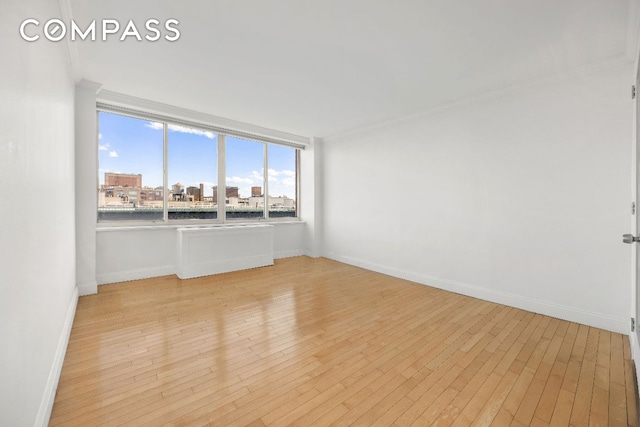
[
  {"left": 269, "top": 196, "right": 295, "bottom": 208},
  {"left": 140, "top": 188, "right": 163, "bottom": 202},
  {"left": 245, "top": 196, "right": 294, "bottom": 209},
  {"left": 186, "top": 186, "right": 201, "bottom": 201},
  {"left": 104, "top": 172, "right": 141, "bottom": 188},
  {"left": 172, "top": 182, "right": 186, "bottom": 201},
  {"left": 100, "top": 173, "right": 148, "bottom": 207},
  {"left": 251, "top": 186, "right": 262, "bottom": 197},
  {"left": 227, "top": 186, "right": 239, "bottom": 198},
  {"left": 212, "top": 186, "right": 239, "bottom": 203}
]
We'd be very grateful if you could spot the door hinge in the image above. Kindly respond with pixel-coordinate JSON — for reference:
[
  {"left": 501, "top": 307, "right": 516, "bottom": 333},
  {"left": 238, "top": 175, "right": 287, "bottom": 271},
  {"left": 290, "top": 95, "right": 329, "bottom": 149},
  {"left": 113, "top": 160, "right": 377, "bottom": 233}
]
[
  {"left": 633, "top": 85, "right": 636, "bottom": 100},
  {"left": 633, "top": 201, "right": 636, "bottom": 215},
  {"left": 632, "top": 318, "right": 635, "bottom": 332}
]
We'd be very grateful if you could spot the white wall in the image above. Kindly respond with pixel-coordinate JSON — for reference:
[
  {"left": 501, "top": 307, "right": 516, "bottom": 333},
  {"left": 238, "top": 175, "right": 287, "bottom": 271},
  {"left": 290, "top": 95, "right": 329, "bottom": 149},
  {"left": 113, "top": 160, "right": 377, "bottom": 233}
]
[
  {"left": 76, "top": 81, "right": 101, "bottom": 296},
  {"left": 273, "top": 222, "right": 307, "bottom": 258},
  {"left": 322, "top": 63, "right": 633, "bottom": 333},
  {"left": 96, "top": 222, "right": 307, "bottom": 284},
  {"left": 0, "top": 1, "right": 77, "bottom": 425},
  {"left": 300, "top": 137, "right": 323, "bottom": 257}
]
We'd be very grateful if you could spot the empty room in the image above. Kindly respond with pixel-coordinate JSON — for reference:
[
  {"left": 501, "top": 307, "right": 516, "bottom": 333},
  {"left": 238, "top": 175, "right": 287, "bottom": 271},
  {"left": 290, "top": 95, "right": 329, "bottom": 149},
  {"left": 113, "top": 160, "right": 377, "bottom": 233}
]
[{"left": 3, "top": 0, "right": 640, "bottom": 426}]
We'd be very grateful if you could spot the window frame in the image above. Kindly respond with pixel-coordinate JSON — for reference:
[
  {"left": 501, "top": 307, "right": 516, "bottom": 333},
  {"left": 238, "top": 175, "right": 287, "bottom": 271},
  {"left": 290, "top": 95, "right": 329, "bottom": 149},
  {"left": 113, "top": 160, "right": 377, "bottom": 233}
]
[{"left": 96, "top": 105, "right": 302, "bottom": 226}]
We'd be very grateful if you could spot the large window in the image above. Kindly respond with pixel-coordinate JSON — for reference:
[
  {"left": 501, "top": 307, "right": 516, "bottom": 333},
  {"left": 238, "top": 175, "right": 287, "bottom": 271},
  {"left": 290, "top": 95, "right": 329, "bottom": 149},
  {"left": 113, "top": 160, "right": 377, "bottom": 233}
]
[
  {"left": 167, "top": 124, "right": 218, "bottom": 220},
  {"left": 97, "top": 110, "right": 300, "bottom": 223},
  {"left": 267, "top": 144, "right": 297, "bottom": 218},
  {"left": 225, "top": 136, "right": 265, "bottom": 220},
  {"left": 98, "top": 112, "right": 164, "bottom": 221}
]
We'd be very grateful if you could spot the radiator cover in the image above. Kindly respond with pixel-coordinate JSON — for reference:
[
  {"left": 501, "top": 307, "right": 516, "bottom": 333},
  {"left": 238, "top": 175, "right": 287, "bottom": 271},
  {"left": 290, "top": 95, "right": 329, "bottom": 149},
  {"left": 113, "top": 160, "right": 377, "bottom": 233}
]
[{"left": 176, "top": 225, "right": 274, "bottom": 279}]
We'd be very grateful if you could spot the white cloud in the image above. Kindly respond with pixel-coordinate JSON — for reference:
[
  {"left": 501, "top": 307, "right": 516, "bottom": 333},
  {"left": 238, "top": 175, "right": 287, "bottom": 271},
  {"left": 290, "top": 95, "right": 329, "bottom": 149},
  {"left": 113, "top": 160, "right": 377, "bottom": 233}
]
[
  {"left": 267, "top": 169, "right": 294, "bottom": 177},
  {"left": 146, "top": 122, "right": 163, "bottom": 130},
  {"left": 226, "top": 176, "right": 253, "bottom": 184},
  {"left": 98, "top": 142, "right": 110, "bottom": 151},
  {"left": 146, "top": 121, "right": 216, "bottom": 139},
  {"left": 98, "top": 133, "right": 103, "bottom": 140},
  {"left": 267, "top": 169, "right": 295, "bottom": 185},
  {"left": 281, "top": 177, "right": 296, "bottom": 186},
  {"left": 109, "top": 151, "right": 118, "bottom": 158},
  {"left": 169, "top": 124, "right": 215, "bottom": 139}
]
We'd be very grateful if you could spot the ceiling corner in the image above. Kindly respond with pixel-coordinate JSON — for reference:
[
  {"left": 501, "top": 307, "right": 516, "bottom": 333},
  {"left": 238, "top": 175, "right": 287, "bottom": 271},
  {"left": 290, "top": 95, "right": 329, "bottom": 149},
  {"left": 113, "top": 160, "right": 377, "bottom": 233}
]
[
  {"left": 57, "top": 0, "right": 80, "bottom": 80},
  {"left": 625, "top": 0, "right": 640, "bottom": 62}
]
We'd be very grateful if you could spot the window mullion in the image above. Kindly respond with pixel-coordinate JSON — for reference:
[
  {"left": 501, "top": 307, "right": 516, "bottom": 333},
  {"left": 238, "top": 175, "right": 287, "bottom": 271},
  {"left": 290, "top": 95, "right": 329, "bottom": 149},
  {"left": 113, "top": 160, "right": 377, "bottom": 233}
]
[
  {"left": 296, "top": 149, "right": 300, "bottom": 217},
  {"left": 163, "top": 123, "right": 168, "bottom": 222},
  {"left": 218, "top": 134, "right": 226, "bottom": 223},
  {"left": 263, "top": 143, "right": 269, "bottom": 220}
]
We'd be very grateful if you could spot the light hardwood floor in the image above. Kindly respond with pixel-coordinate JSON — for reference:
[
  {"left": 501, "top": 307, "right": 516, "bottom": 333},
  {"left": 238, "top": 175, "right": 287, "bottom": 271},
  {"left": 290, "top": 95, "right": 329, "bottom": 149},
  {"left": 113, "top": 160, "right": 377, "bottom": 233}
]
[{"left": 51, "top": 257, "right": 637, "bottom": 426}]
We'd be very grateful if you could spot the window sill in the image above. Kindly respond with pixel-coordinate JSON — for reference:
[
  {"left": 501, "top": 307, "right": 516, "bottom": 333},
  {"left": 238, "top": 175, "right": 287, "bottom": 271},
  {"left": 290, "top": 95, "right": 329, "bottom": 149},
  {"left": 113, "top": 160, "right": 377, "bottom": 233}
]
[{"left": 96, "top": 219, "right": 304, "bottom": 232}]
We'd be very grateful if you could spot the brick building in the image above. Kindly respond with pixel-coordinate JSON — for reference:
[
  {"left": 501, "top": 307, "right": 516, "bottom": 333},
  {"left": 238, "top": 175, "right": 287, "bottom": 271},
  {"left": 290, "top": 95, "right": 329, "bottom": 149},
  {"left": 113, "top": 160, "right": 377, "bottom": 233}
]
[
  {"left": 212, "top": 186, "right": 239, "bottom": 203},
  {"left": 104, "top": 172, "right": 142, "bottom": 188}
]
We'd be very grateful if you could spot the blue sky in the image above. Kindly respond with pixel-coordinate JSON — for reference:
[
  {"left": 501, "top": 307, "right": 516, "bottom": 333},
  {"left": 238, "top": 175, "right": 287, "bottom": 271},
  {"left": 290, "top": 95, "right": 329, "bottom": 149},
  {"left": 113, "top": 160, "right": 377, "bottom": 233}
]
[{"left": 98, "top": 112, "right": 296, "bottom": 199}]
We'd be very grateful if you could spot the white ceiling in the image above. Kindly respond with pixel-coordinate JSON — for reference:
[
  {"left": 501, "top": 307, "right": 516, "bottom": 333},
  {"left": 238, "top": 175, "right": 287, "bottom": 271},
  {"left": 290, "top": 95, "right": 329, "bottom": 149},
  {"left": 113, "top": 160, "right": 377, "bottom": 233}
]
[{"left": 66, "top": 0, "right": 637, "bottom": 138}]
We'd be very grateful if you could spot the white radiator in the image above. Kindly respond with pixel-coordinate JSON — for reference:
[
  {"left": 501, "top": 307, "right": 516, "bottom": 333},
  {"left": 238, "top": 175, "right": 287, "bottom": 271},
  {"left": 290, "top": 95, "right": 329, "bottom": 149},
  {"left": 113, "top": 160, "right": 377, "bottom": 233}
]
[{"left": 176, "top": 225, "right": 274, "bottom": 279}]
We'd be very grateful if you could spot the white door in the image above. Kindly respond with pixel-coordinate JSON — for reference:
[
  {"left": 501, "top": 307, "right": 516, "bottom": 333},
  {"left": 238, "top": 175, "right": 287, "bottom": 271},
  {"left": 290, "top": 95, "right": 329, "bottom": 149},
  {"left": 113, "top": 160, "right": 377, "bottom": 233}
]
[
  {"left": 625, "top": 58, "right": 640, "bottom": 344},
  {"left": 636, "top": 62, "right": 640, "bottom": 345}
]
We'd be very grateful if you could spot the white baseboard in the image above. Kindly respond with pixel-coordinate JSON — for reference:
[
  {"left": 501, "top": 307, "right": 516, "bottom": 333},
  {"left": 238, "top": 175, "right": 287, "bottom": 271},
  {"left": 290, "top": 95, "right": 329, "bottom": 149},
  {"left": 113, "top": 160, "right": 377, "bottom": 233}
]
[
  {"left": 96, "top": 265, "right": 175, "bottom": 285},
  {"left": 324, "top": 251, "right": 628, "bottom": 334},
  {"left": 304, "top": 249, "right": 322, "bottom": 258},
  {"left": 274, "top": 249, "right": 306, "bottom": 259},
  {"left": 35, "top": 286, "right": 78, "bottom": 427},
  {"left": 77, "top": 282, "right": 97, "bottom": 296}
]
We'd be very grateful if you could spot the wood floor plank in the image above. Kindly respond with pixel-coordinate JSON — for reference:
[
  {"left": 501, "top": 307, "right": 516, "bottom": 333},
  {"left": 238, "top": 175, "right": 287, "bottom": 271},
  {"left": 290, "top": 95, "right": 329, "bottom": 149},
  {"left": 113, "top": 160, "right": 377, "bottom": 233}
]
[
  {"left": 570, "top": 327, "right": 600, "bottom": 427},
  {"left": 470, "top": 370, "right": 519, "bottom": 427},
  {"left": 549, "top": 389, "right": 575, "bottom": 427},
  {"left": 490, "top": 407, "right": 514, "bottom": 426},
  {"left": 449, "top": 371, "right": 503, "bottom": 426},
  {"left": 533, "top": 321, "right": 577, "bottom": 423},
  {"left": 609, "top": 382, "right": 628, "bottom": 427},
  {"left": 49, "top": 256, "right": 636, "bottom": 426}
]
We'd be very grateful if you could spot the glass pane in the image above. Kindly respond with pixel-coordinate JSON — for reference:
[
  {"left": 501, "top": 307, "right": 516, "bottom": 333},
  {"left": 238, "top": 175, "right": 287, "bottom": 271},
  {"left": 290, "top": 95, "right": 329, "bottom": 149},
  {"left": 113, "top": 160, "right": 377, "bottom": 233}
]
[
  {"left": 98, "top": 111, "right": 164, "bottom": 221},
  {"left": 268, "top": 144, "right": 297, "bottom": 218},
  {"left": 225, "top": 136, "right": 264, "bottom": 220},
  {"left": 167, "top": 124, "right": 218, "bottom": 220}
]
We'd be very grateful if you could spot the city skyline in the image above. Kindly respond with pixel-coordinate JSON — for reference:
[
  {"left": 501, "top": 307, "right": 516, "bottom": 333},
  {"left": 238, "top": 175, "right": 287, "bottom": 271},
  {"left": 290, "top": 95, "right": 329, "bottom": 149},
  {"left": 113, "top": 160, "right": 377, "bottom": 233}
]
[{"left": 98, "top": 112, "right": 297, "bottom": 200}]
